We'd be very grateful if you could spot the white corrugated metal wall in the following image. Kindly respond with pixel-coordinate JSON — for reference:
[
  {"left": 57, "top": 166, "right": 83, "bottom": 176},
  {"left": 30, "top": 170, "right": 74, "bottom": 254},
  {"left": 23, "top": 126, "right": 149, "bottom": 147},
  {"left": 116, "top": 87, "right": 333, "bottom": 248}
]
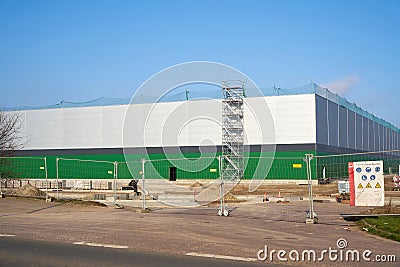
[{"left": 15, "top": 94, "right": 317, "bottom": 150}]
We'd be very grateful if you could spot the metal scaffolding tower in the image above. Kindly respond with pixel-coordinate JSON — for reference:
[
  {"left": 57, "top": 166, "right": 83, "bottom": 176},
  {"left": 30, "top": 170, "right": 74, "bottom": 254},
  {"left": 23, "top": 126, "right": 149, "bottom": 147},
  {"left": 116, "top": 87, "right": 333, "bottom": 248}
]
[
  {"left": 221, "top": 81, "right": 245, "bottom": 181},
  {"left": 219, "top": 81, "right": 245, "bottom": 216}
]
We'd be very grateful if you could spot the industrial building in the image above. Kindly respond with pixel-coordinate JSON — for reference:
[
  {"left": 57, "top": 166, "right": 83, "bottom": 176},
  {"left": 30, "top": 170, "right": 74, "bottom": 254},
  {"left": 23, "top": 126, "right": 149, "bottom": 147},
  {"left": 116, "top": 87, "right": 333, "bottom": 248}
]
[{"left": 6, "top": 83, "right": 400, "bottom": 182}]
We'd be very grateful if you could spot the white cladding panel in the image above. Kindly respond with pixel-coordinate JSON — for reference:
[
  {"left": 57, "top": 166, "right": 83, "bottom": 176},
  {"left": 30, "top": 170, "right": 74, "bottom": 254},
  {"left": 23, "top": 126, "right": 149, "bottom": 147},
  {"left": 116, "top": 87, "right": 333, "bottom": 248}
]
[
  {"left": 20, "top": 94, "right": 316, "bottom": 150},
  {"left": 25, "top": 109, "right": 63, "bottom": 149},
  {"left": 141, "top": 100, "right": 222, "bottom": 147},
  {"left": 101, "top": 105, "right": 127, "bottom": 147},
  {"left": 264, "top": 94, "right": 316, "bottom": 144},
  {"left": 63, "top": 107, "right": 102, "bottom": 148}
]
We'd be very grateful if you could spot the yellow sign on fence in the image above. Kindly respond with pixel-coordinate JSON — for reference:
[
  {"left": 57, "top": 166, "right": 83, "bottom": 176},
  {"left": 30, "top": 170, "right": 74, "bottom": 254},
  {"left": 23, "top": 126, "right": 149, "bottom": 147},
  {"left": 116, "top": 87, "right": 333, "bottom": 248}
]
[{"left": 292, "top": 164, "right": 302, "bottom": 169}]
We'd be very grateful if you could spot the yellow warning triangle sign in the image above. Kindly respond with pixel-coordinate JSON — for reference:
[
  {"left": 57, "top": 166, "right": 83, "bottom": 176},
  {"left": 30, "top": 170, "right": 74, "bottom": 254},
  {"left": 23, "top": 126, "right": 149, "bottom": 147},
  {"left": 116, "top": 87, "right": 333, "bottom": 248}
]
[
  {"left": 375, "top": 183, "right": 381, "bottom": 188},
  {"left": 366, "top": 183, "right": 372, "bottom": 188},
  {"left": 357, "top": 183, "right": 363, "bottom": 189}
]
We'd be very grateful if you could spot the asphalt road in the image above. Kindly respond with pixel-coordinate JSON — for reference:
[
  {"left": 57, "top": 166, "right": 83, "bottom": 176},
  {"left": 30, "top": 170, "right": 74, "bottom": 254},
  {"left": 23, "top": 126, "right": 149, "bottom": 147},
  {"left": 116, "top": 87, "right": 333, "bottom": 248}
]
[
  {"left": 1, "top": 198, "right": 398, "bottom": 267},
  {"left": 0, "top": 237, "right": 269, "bottom": 267}
]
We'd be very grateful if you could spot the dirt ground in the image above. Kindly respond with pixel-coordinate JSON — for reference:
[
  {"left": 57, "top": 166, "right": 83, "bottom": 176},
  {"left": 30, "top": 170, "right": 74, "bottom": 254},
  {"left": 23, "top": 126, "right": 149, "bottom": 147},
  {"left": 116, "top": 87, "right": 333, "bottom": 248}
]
[
  {"left": 3, "top": 183, "right": 47, "bottom": 197},
  {"left": 0, "top": 197, "right": 399, "bottom": 266},
  {"left": 230, "top": 183, "right": 338, "bottom": 197}
]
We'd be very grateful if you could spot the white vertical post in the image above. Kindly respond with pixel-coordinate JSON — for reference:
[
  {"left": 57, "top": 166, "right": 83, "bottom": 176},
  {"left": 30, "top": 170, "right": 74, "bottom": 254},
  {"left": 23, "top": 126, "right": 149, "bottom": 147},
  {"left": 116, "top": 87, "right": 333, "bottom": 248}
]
[
  {"left": 217, "top": 155, "right": 228, "bottom": 216},
  {"left": 141, "top": 158, "right": 146, "bottom": 210},
  {"left": 218, "top": 156, "right": 223, "bottom": 214},
  {"left": 306, "top": 154, "right": 317, "bottom": 224},
  {"left": 44, "top": 157, "right": 49, "bottom": 202},
  {"left": 113, "top": 162, "right": 117, "bottom": 206},
  {"left": 56, "top": 158, "right": 59, "bottom": 200},
  {"left": 0, "top": 173, "right": 3, "bottom": 197}
]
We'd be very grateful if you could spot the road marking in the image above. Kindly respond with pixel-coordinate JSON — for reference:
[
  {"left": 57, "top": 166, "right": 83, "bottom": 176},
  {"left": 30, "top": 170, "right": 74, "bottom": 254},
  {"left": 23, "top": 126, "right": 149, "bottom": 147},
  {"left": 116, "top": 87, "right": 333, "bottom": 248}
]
[
  {"left": 0, "top": 234, "right": 15, "bottom": 237},
  {"left": 103, "top": 244, "right": 130, "bottom": 249},
  {"left": 73, "top": 241, "right": 128, "bottom": 249},
  {"left": 185, "top": 252, "right": 257, "bottom": 262}
]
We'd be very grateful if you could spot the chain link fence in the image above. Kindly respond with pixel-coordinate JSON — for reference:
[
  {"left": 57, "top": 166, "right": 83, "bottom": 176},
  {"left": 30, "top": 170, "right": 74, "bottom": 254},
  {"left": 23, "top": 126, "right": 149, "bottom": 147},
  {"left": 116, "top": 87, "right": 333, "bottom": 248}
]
[
  {"left": 314, "top": 150, "right": 400, "bottom": 184},
  {"left": 1, "top": 151, "right": 399, "bottom": 222},
  {"left": 0, "top": 156, "right": 48, "bottom": 198}
]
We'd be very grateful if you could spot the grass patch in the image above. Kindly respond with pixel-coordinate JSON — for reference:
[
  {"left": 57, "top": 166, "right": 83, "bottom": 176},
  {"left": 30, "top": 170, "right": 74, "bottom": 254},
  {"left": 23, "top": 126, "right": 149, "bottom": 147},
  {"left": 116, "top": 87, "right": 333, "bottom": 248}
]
[
  {"left": 361, "top": 201, "right": 400, "bottom": 215},
  {"left": 357, "top": 216, "right": 400, "bottom": 242}
]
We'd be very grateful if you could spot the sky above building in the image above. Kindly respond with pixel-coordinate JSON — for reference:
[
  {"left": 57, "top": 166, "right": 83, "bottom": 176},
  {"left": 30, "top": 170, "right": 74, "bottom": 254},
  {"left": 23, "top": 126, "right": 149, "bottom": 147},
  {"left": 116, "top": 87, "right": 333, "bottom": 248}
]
[{"left": 0, "top": 0, "right": 399, "bottom": 127}]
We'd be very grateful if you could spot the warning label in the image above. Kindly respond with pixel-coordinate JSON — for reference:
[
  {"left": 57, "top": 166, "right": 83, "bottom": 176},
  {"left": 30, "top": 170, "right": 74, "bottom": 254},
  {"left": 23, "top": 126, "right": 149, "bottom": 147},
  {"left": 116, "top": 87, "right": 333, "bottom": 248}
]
[{"left": 352, "top": 160, "right": 384, "bottom": 206}]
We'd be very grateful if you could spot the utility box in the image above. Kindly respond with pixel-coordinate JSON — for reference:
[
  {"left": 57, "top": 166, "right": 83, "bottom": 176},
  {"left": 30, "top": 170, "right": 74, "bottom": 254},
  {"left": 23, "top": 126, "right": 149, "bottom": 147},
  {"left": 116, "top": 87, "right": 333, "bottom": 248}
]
[{"left": 338, "top": 180, "right": 350, "bottom": 194}]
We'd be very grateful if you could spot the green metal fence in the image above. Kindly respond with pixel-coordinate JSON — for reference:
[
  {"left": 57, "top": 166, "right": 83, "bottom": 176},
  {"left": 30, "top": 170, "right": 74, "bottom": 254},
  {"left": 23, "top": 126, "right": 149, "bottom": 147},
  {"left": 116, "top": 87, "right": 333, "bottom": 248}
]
[
  {"left": 4, "top": 151, "right": 399, "bottom": 183},
  {"left": 0, "top": 157, "right": 47, "bottom": 179}
]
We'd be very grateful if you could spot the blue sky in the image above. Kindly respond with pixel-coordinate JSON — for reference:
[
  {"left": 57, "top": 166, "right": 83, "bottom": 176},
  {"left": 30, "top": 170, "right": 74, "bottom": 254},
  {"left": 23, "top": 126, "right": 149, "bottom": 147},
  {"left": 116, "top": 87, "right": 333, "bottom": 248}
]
[{"left": 0, "top": 0, "right": 400, "bottom": 126}]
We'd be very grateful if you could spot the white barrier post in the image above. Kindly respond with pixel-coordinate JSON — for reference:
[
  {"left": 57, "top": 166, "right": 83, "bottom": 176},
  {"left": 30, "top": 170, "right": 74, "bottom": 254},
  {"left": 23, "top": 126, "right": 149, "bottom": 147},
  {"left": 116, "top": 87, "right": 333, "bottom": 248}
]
[
  {"left": 45, "top": 157, "right": 50, "bottom": 202},
  {"left": 0, "top": 173, "right": 3, "bottom": 198},
  {"left": 113, "top": 162, "right": 117, "bottom": 206},
  {"left": 56, "top": 158, "right": 59, "bottom": 200},
  {"left": 141, "top": 158, "right": 146, "bottom": 210},
  {"left": 305, "top": 154, "right": 317, "bottom": 224}
]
